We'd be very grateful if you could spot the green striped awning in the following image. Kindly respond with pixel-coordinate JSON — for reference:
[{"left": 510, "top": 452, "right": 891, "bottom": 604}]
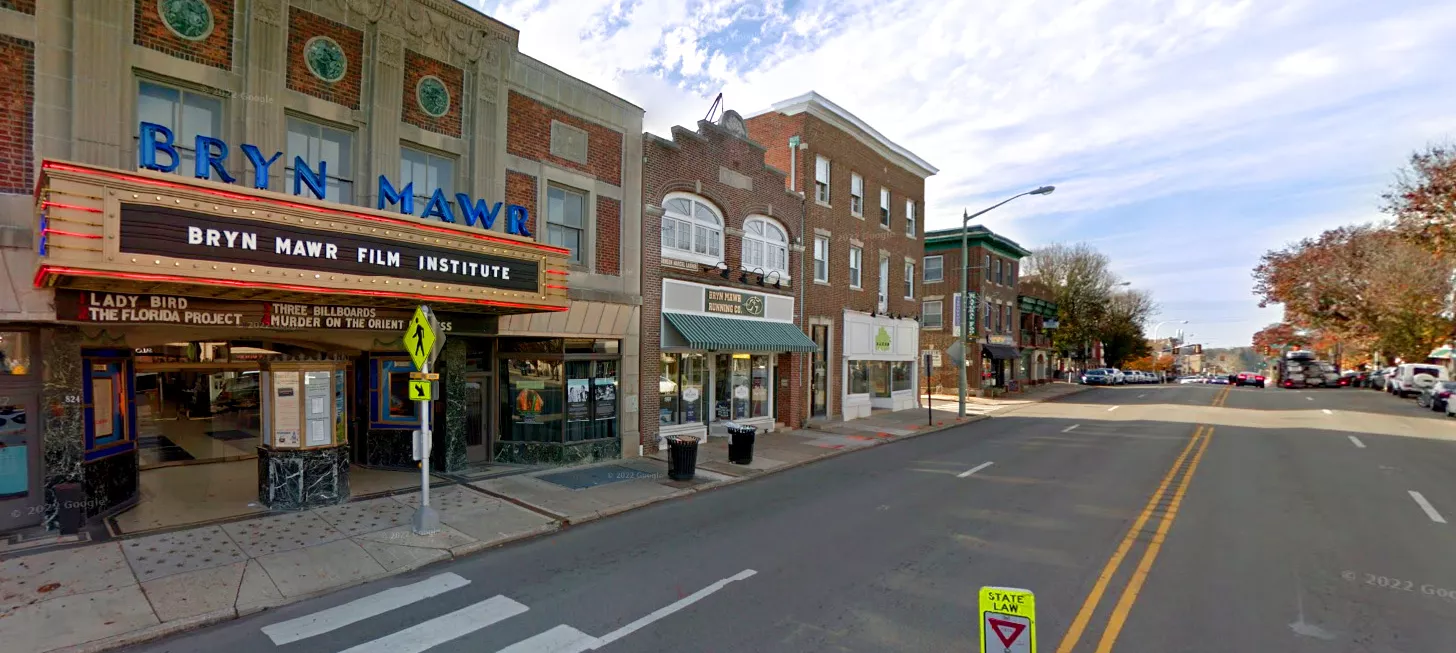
[{"left": 663, "top": 312, "right": 819, "bottom": 353}]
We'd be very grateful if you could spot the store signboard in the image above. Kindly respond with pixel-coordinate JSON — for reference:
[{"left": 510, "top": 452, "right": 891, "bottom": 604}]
[
  {"left": 119, "top": 204, "right": 540, "bottom": 293},
  {"left": 704, "top": 289, "right": 766, "bottom": 317},
  {"left": 56, "top": 290, "right": 493, "bottom": 333}
]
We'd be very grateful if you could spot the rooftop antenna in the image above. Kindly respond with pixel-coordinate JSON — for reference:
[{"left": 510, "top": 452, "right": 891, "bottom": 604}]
[{"left": 704, "top": 92, "right": 724, "bottom": 123}]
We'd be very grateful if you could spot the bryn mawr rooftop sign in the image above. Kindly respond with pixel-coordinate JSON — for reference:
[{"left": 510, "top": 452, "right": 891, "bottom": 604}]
[{"left": 137, "top": 122, "right": 532, "bottom": 237}]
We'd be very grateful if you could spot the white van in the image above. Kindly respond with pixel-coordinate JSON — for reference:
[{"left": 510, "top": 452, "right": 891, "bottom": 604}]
[{"left": 1389, "top": 363, "right": 1449, "bottom": 398}]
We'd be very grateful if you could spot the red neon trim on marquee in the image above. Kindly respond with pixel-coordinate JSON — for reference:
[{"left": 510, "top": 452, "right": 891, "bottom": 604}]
[
  {"left": 34, "top": 266, "right": 568, "bottom": 312},
  {"left": 40, "top": 162, "right": 573, "bottom": 257},
  {"left": 40, "top": 201, "right": 103, "bottom": 214},
  {"left": 545, "top": 284, "right": 568, "bottom": 290},
  {"left": 545, "top": 269, "right": 570, "bottom": 276},
  {"left": 42, "top": 228, "right": 103, "bottom": 240}
]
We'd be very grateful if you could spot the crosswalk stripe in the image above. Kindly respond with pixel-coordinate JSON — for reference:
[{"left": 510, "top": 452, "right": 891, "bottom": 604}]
[
  {"left": 494, "top": 625, "right": 600, "bottom": 653},
  {"left": 262, "top": 573, "right": 471, "bottom": 645},
  {"left": 338, "top": 595, "right": 529, "bottom": 653}
]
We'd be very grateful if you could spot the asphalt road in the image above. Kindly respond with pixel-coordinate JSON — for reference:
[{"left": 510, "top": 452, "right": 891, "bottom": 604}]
[{"left": 121, "top": 383, "right": 1456, "bottom": 653}]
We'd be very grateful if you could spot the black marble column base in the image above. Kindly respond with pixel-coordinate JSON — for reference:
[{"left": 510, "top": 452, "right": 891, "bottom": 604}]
[
  {"left": 493, "top": 439, "right": 622, "bottom": 466},
  {"left": 257, "top": 446, "right": 350, "bottom": 510}
]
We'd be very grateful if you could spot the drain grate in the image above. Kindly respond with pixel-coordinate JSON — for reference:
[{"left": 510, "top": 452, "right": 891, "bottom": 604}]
[{"left": 538, "top": 465, "right": 657, "bottom": 490}]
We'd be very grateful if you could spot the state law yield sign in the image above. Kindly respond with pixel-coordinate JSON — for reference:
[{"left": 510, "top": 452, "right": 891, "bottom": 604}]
[{"left": 979, "top": 586, "right": 1036, "bottom": 653}]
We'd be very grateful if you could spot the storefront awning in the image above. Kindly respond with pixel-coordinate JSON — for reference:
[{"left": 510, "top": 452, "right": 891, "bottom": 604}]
[
  {"left": 982, "top": 343, "right": 1020, "bottom": 360},
  {"left": 664, "top": 312, "right": 818, "bottom": 353}
]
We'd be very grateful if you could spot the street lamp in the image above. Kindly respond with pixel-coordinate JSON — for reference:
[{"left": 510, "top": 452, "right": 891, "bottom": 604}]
[{"left": 958, "top": 185, "right": 1055, "bottom": 417}]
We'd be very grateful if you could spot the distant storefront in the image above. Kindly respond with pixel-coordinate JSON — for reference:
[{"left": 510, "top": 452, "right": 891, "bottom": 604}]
[
  {"left": 657, "top": 279, "right": 815, "bottom": 445},
  {"left": 842, "top": 310, "right": 920, "bottom": 419}
]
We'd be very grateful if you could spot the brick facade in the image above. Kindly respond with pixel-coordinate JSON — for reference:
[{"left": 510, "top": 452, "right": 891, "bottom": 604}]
[
  {"left": 920, "top": 227, "right": 1028, "bottom": 393},
  {"left": 285, "top": 7, "right": 364, "bottom": 109},
  {"left": 642, "top": 115, "right": 809, "bottom": 442},
  {"left": 400, "top": 49, "right": 463, "bottom": 138},
  {"left": 507, "top": 91, "right": 624, "bottom": 187},
  {"left": 595, "top": 196, "right": 620, "bottom": 275},
  {"left": 1, "top": 0, "right": 36, "bottom": 15},
  {"left": 747, "top": 102, "right": 932, "bottom": 420},
  {"left": 0, "top": 35, "right": 33, "bottom": 194},
  {"left": 133, "top": 0, "right": 234, "bottom": 71},
  {"left": 504, "top": 171, "right": 537, "bottom": 235}
]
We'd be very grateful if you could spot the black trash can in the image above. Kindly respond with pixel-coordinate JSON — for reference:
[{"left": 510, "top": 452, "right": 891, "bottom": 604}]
[
  {"left": 727, "top": 423, "right": 757, "bottom": 465},
  {"left": 666, "top": 435, "right": 699, "bottom": 481}
]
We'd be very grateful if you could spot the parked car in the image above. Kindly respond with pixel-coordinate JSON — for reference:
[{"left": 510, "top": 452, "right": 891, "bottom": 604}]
[
  {"left": 1418, "top": 381, "right": 1456, "bottom": 412},
  {"left": 1389, "top": 363, "right": 1448, "bottom": 398},
  {"left": 1234, "top": 372, "right": 1266, "bottom": 388},
  {"left": 1108, "top": 368, "right": 1126, "bottom": 385},
  {"left": 1082, "top": 369, "right": 1112, "bottom": 385},
  {"left": 1368, "top": 367, "right": 1393, "bottom": 391},
  {"left": 1177, "top": 376, "right": 1201, "bottom": 384}
]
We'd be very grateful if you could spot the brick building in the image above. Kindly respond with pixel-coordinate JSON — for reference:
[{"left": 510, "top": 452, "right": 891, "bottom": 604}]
[
  {"left": 921, "top": 226, "right": 1030, "bottom": 394},
  {"left": 0, "top": 0, "right": 643, "bottom": 535},
  {"left": 746, "top": 93, "right": 936, "bottom": 422},
  {"left": 641, "top": 110, "right": 817, "bottom": 449}
]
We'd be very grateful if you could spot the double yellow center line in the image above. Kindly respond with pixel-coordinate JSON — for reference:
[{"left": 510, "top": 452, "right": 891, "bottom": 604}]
[{"left": 1055, "top": 384, "right": 1228, "bottom": 653}]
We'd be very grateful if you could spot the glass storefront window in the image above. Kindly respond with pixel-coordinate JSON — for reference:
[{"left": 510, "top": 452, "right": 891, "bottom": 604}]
[
  {"left": 0, "top": 402, "right": 29, "bottom": 499},
  {"left": 871, "top": 361, "right": 891, "bottom": 398},
  {"left": 892, "top": 361, "right": 912, "bottom": 392},
  {"left": 504, "top": 359, "right": 563, "bottom": 443},
  {"left": 848, "top": 360, "right": 871, "bottom": 395},
  {"left": 593, "top": 360, "right": 618, "bottom": 441},
  {"left": 0, "top": 332, "right": 32, "bottom": 375},
  {"left": 750, "top": 355, "right": 770, "bottom": 418},
  {"left": 565, "top": 361, "right": 593, "bottom": 442},
  {"left": 660, "top": 353, "right": 679, "bottom": 425}
]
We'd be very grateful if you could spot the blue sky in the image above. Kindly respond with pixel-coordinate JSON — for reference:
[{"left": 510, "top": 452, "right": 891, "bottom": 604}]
[{"left": 470, "top": 0, "right": 1456, "bottom": 348}]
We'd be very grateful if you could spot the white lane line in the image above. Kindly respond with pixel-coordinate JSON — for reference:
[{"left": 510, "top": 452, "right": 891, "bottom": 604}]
[
  {"left": 1138, "top": 394, "right": 1146, "bottom": 398},
  {"left": 1322, "top": 409, "right": 1334, "bottom": 415},
  {"left": 495, "top": 625, "right": 599, "bottom": 653},
  {"left": 262, "top": 572, "right": 470, "bottom": 645},
  {"left": 957, "top": 461, "right": 995, "bottom": 478},
  {"left": 1348, "top": 435, "right": 1366, "bottom": 449},
  {"left": 1107, "top": 405, "right": 1120, "bottom": 412},
  {"left": 1410, "top": 491, "right": 1448, "bottom": 524},
  {"left": 339, "top": 595, "right": 528, "bottom": 653},
  {"left": 1062, "top": 424, "right": 1080, "bottom": 433},
  {"left": 1307, "top": 396, "right": 1314, "bottom": 401},
  {"left": 593, "top": 570, "right": 757, "bottom": 648}
]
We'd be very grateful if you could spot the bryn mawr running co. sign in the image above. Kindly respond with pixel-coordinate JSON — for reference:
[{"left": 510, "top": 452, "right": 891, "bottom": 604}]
[{"left": 137, "top": 122, "right": 532, "bottom": 237}]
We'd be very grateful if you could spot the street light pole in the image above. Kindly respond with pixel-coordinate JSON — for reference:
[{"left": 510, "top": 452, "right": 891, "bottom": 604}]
[{"left": 959, "top": 185, "right": 1054, "bottom": 418}]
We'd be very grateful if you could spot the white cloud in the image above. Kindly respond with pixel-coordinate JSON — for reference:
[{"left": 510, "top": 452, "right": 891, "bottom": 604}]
[{"left": 470, "top": 0, "right": 1456, "bottom": 347}]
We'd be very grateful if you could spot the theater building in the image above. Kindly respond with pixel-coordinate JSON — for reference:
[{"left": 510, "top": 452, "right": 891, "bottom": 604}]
[{"left": 0, "top": 0, "right": 643, "bottom": 535}]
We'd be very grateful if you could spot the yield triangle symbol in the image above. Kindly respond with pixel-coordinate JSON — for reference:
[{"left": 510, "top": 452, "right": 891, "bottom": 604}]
[{"left": 988, "top": 618, "right": 1025, "bottom": 648}]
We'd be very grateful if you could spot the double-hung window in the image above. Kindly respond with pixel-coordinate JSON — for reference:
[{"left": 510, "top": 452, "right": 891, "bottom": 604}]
[
  {"left": 813, "top": 235, "right": 830, "bottom": 282},
  {"left": 905, "top": 200, "right": 917, "bottom": 236},
  {"left": 849, "top": 246, "right": 863, "bottom": 288},
  {"left": 286, "top": 117, "right": 354, "bottom": 203},
  {"left": 922, "top": 300, "right": 943, "bottom": 328},
  {"left": 904, "top": 261, "right": 915, "bottom": 299},
  {"left": 880, "top": 188, "right": 891, "bottom": 227},
  {"left": 400, "top": 146, "right": 455, "bottom": 214},
  {"left": 850, "top": 173, "right": 864, "bottom": 216},
  {"left": 923, "top": 255, "right": 943, "bottom": 283},
  {"left": 136, "top": 80, "right": 222, "bottom": 176},
  {"left": 546, "top": 185, "right": 587, "bottom": 263},
  {"left": 815, "top": 156, "right": 831, "bottom": 203}
]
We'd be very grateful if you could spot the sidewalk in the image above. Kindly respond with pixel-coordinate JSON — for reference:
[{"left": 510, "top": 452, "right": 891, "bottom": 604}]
[{"left": 0, "top": 383, "right": 1084, "bottom": 653}]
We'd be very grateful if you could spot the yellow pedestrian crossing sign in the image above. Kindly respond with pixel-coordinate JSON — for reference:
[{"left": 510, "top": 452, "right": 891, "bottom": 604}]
[
  {"left": 979, "top": 586, "right": 1035, "bottom": 652},
  {"left": 408, "top": 380, "right": 433, "bottom": 401},
  {"left": 404, "top": 305, "right": 441, "bottom": 370}
]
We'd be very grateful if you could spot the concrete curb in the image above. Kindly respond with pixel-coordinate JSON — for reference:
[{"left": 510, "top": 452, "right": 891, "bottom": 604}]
[{"left": 51, "top": 401, "right": 1025, "bottom": 652}]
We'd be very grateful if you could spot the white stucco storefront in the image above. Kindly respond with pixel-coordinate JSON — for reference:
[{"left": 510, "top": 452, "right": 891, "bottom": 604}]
[
  {"left": 842, "top": 310, "right": 920, "bottom": 420},
  {"left": 658, "top": 279, "right": 816, "bottom": 446}
]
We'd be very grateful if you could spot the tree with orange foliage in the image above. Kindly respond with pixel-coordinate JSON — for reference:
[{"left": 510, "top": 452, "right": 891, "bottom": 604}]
[{"left": 1384, "top": 144, "right": 1456, "bottom": 254}]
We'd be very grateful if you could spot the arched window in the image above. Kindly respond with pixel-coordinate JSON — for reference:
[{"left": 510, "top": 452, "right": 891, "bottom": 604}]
[
  {"left": 742, "top": 216, "right": 789, "bottom": 278},
  {"left": 661, "top": 193, "right": 723, "bottom": 263}
]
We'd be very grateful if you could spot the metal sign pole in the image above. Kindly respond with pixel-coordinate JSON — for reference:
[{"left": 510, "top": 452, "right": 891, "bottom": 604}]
[
  {"left": 925, "top": 353, "right": 933, "bottom": 426},
  {"left": 412, "top": 357, "right": 440, "bottom": 534}
]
